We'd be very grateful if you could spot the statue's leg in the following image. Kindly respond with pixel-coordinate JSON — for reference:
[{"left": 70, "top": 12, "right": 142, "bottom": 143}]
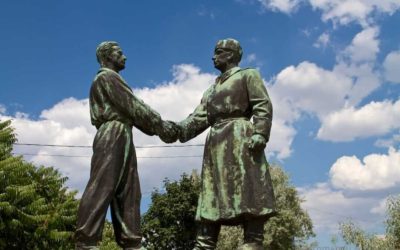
[
  {"left": 111, "top": 134, "right": 142, "bottom": 249},
  {"left": 239, "top": 218, "right": 265, "bottom": 250},
  {"left": 193, "top": 222, "right": 221, "bottom": 250},
  {"left": 75, "top": 122, "right": 129, "bottom": 249}
]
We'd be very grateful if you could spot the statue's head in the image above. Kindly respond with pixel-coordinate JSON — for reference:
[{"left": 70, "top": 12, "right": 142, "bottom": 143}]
[
  {"left": 213, "top": 38, "right": 242, "bottom": 72},
  {"left": 96, "top": 41, "right": 126, "bottom": 72}
]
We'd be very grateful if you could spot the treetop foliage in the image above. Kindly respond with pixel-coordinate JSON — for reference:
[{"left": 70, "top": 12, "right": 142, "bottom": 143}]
[{"left": 0, "top": 120, "right": 79, "bottom": 250}]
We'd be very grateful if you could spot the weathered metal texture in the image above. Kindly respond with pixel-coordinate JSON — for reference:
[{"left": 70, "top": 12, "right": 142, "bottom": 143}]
[
  {"left": 90, "top": 68, "right": 162, "bottom": 134},
  {"left": 180, "top": 66, "right": 275, "bottom": 225},
  {"left": 75, "top": 67, "right": 162, "bottom": 248}
]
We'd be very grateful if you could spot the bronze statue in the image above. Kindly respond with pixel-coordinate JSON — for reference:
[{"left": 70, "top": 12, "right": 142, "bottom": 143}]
[
  {"left": 173, "top": 38, "right": 276, "bottom": 250},
  {"left": 75, "top": 41, "right": 176, "bottom": 250}
]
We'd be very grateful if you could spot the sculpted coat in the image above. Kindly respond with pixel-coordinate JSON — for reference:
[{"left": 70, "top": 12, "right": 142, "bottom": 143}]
[{"left": 179, "top": 66, "right": 275, "bottom": 225}]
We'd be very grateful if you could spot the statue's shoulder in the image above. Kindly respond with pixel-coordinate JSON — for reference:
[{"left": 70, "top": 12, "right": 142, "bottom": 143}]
[
  {"left": 239, "top": 67, "right": 259, "bottom": 74},
  {"left": 94, "top": 68, "right": 119, "bottom": 83},
  {"left": 239, "top": 67, "right": 262, "bottom": 79}
]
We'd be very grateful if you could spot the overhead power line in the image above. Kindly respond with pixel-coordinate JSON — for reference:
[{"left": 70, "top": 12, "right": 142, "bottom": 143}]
[
  {"left": 13, "top": 153, "right": 203, "bottom": 159},
  {"left": 14, "top": 143, "right": 205, "bottom": 149}
]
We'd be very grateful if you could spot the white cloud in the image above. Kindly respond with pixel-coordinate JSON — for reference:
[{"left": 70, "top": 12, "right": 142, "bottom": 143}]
[
  {"left": 268, "top": 26, "right": 384, "bottom": 143},
  {"left": 340, "top": 26, "right": 380, "bottom": 63},
  {"left": 317, "top": 100, "right": 400, "bottom": 141},
  {"left": 39, "top": 98, "right": 93, "bottom": 131},
  {"left": 334, "top": 62, "right": 381, "bottom": 106},
  {"left": 257, "top": 0, "right": 301, "bottom": 13},
  {"left": 299, "top": 183, "right": 382, "bottom": 232},
  {"left": 383, "top": 50, "right": 400, "bottom": 83},
  {"left": 267, "top": 118, "right": 296, "bottom": 158},
  {"left": 308, "top": 0, "right": 400, "bottom": 27},
  {"left": 313, "top": 32, "right": 330, "bottom": 48},
  {"left": 255, "top": 0, "right": 400, "bottom": 26},
  {"left": 270, "top": 61, "right": 354, "bottom": 118},
  {"left": 370, "top": 197, "right": 389, "bottom": 215},
  {"left": 330, "top": 147, "right": 400, "bottom": 190}
]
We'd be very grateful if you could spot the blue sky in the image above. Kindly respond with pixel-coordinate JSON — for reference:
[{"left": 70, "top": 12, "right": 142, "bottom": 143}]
[{"left": 2, "top": 0, "right": 400, "bottom": 247}]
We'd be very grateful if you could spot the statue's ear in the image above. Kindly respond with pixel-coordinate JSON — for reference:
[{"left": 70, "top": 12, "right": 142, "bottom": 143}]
[{"left": 227, "top": 51, "right": 235, "bottom": 61}]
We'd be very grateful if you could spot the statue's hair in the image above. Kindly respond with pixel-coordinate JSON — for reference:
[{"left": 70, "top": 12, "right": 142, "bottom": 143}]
[
  {"left": 96, "top": 41, "right": 119, "bottom": 65},
  {"left": 215, "top": 38, "right": 243, "bottom": 64}
]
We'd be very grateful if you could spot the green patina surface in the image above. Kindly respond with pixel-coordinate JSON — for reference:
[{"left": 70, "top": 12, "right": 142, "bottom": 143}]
[
  {"left": 90, "top": 67, "right": 162, "bottom": 133},
  {"left": 179, "top": 66, "right": 275, "bottom": 225},
  {"left": 76, "top": 66, "right": 163, "bottom": 247}
]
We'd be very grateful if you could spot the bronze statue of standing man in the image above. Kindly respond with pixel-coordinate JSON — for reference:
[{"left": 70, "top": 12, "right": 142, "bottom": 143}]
[
  {"left": 75, "top": 41, "right": 175, "bottom": 250},
  {"left": 173, "top": 38, "right": 276, "bottom": 250}
]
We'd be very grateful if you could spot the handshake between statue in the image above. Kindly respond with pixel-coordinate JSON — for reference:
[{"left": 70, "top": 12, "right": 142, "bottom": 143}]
[{"left": 158, "top": 120, "right": 180, "bottom": 143}]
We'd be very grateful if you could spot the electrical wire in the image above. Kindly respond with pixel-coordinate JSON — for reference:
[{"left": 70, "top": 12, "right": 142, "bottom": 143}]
[
  {"left": 13, "top": 152, "right": 203, "bottom": 159},
  {"left": 14, "top": 142, "right": 205, "bottom": 149}
]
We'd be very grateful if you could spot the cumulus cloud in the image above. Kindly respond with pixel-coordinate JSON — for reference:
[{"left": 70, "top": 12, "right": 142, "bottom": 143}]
[
  {"left": 299, "top": 147, "right": 400, "bottom": 233},
  {"left": 340, "top": 26, "right": 380, "bottom": 63},
  {"left": 257, "top": 0, "right": 301, "bottom": 13},
  {"left": 254, "top": 0, "right": 400, "bottom": 26},
  {"left": 267, "top": 26, "right": 384, "bottom": 143},
  {"left": 308, "top": 0, "right": 400, "bottom": 27},
  {"left": 330, "top": 147, "right": 400, "bottom": 190},
  {"left": 270, "top": 61, "right": 354, "bottom": 118},
  {"left": 299, "top": 183, "right": 382, "bottom": 232},
  {"left": 383, "top": 50, "right": 400, "bottom": 83},
  {"left": 317, "top": 100, "right": 400, "bottom": 141},
  {"left": 267, "top": 118, "right": 296, "bottom": 158}
]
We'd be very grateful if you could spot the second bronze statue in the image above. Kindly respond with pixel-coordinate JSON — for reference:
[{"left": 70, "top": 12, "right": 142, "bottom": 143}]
[{"left": 166, "top": 38, "right": 276, "bottom": 250}]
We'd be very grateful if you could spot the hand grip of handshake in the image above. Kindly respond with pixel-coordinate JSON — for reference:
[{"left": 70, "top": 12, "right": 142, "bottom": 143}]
[{"left": 159, "top": 120, "right": 180, "bottom": 143}]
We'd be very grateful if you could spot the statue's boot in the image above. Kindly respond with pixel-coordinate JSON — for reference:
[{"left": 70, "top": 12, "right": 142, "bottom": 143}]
[
  {"left": 193, "top": 222, "right": 221, "bottom": 250},
  {"left": 75, "top": 243, "right": 99, "bottom": 250},
  {"left": 239, "top": 218, "right": 265, "bottom": 250}
]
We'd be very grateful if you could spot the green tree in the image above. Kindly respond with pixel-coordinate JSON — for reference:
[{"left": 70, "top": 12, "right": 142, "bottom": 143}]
[
  {"left": 141, "top": 172, "right": 200, "bottom": 249},
  {"left": 99, "top": 220, "right": 120, "bottom": 250},
  {"left": 0, "top": 120, "right": 79, "bottom": 250},
  {"left": 142, "top": 165, "right": 314, "bottom": 250},
  {"left": 339, "top": 195, "right": 400, "bottom": 250}
]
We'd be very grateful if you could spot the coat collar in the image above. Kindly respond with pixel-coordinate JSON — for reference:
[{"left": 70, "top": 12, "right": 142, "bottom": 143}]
[
  {"left": 98, "top": 67, "right": 119, "bottom": 75},
  {"left": 97, "top": 67, "right": 131, "bottom": 89},
  {"left": 216, "top": 66, "right": 241, "bottom": 84}
]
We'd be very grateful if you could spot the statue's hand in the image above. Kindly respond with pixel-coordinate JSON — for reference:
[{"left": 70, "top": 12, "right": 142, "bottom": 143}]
[
  {"left": 159, "top": 120, "right": 180, "bottom": 143},
  {"left": 248, "top": 134, "right": 266, "bottom": 151}
]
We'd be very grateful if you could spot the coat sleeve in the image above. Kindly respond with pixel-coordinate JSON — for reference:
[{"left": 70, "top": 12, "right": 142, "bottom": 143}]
[
  {"left": 178, "top": 90, "right": 211, "bottom": 143},
  {"left": 245, "top": 69, "right": 273, "bottom": 142},
  {"left": 97, "top": 72, "right": 163, "bottom": 136}
]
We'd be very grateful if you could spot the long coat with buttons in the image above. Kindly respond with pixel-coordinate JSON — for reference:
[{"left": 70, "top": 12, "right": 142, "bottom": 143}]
[{"left": 179, "top": 67, "right": 276, "bottom": 225}]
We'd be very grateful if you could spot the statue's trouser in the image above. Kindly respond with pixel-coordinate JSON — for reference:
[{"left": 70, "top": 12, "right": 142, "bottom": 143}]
[
  {"left": 75, "top": 121, "right": 142, "bottom": 249},
  {"left": 193, "top": 218, "right": 265, "bottom": 250}
]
